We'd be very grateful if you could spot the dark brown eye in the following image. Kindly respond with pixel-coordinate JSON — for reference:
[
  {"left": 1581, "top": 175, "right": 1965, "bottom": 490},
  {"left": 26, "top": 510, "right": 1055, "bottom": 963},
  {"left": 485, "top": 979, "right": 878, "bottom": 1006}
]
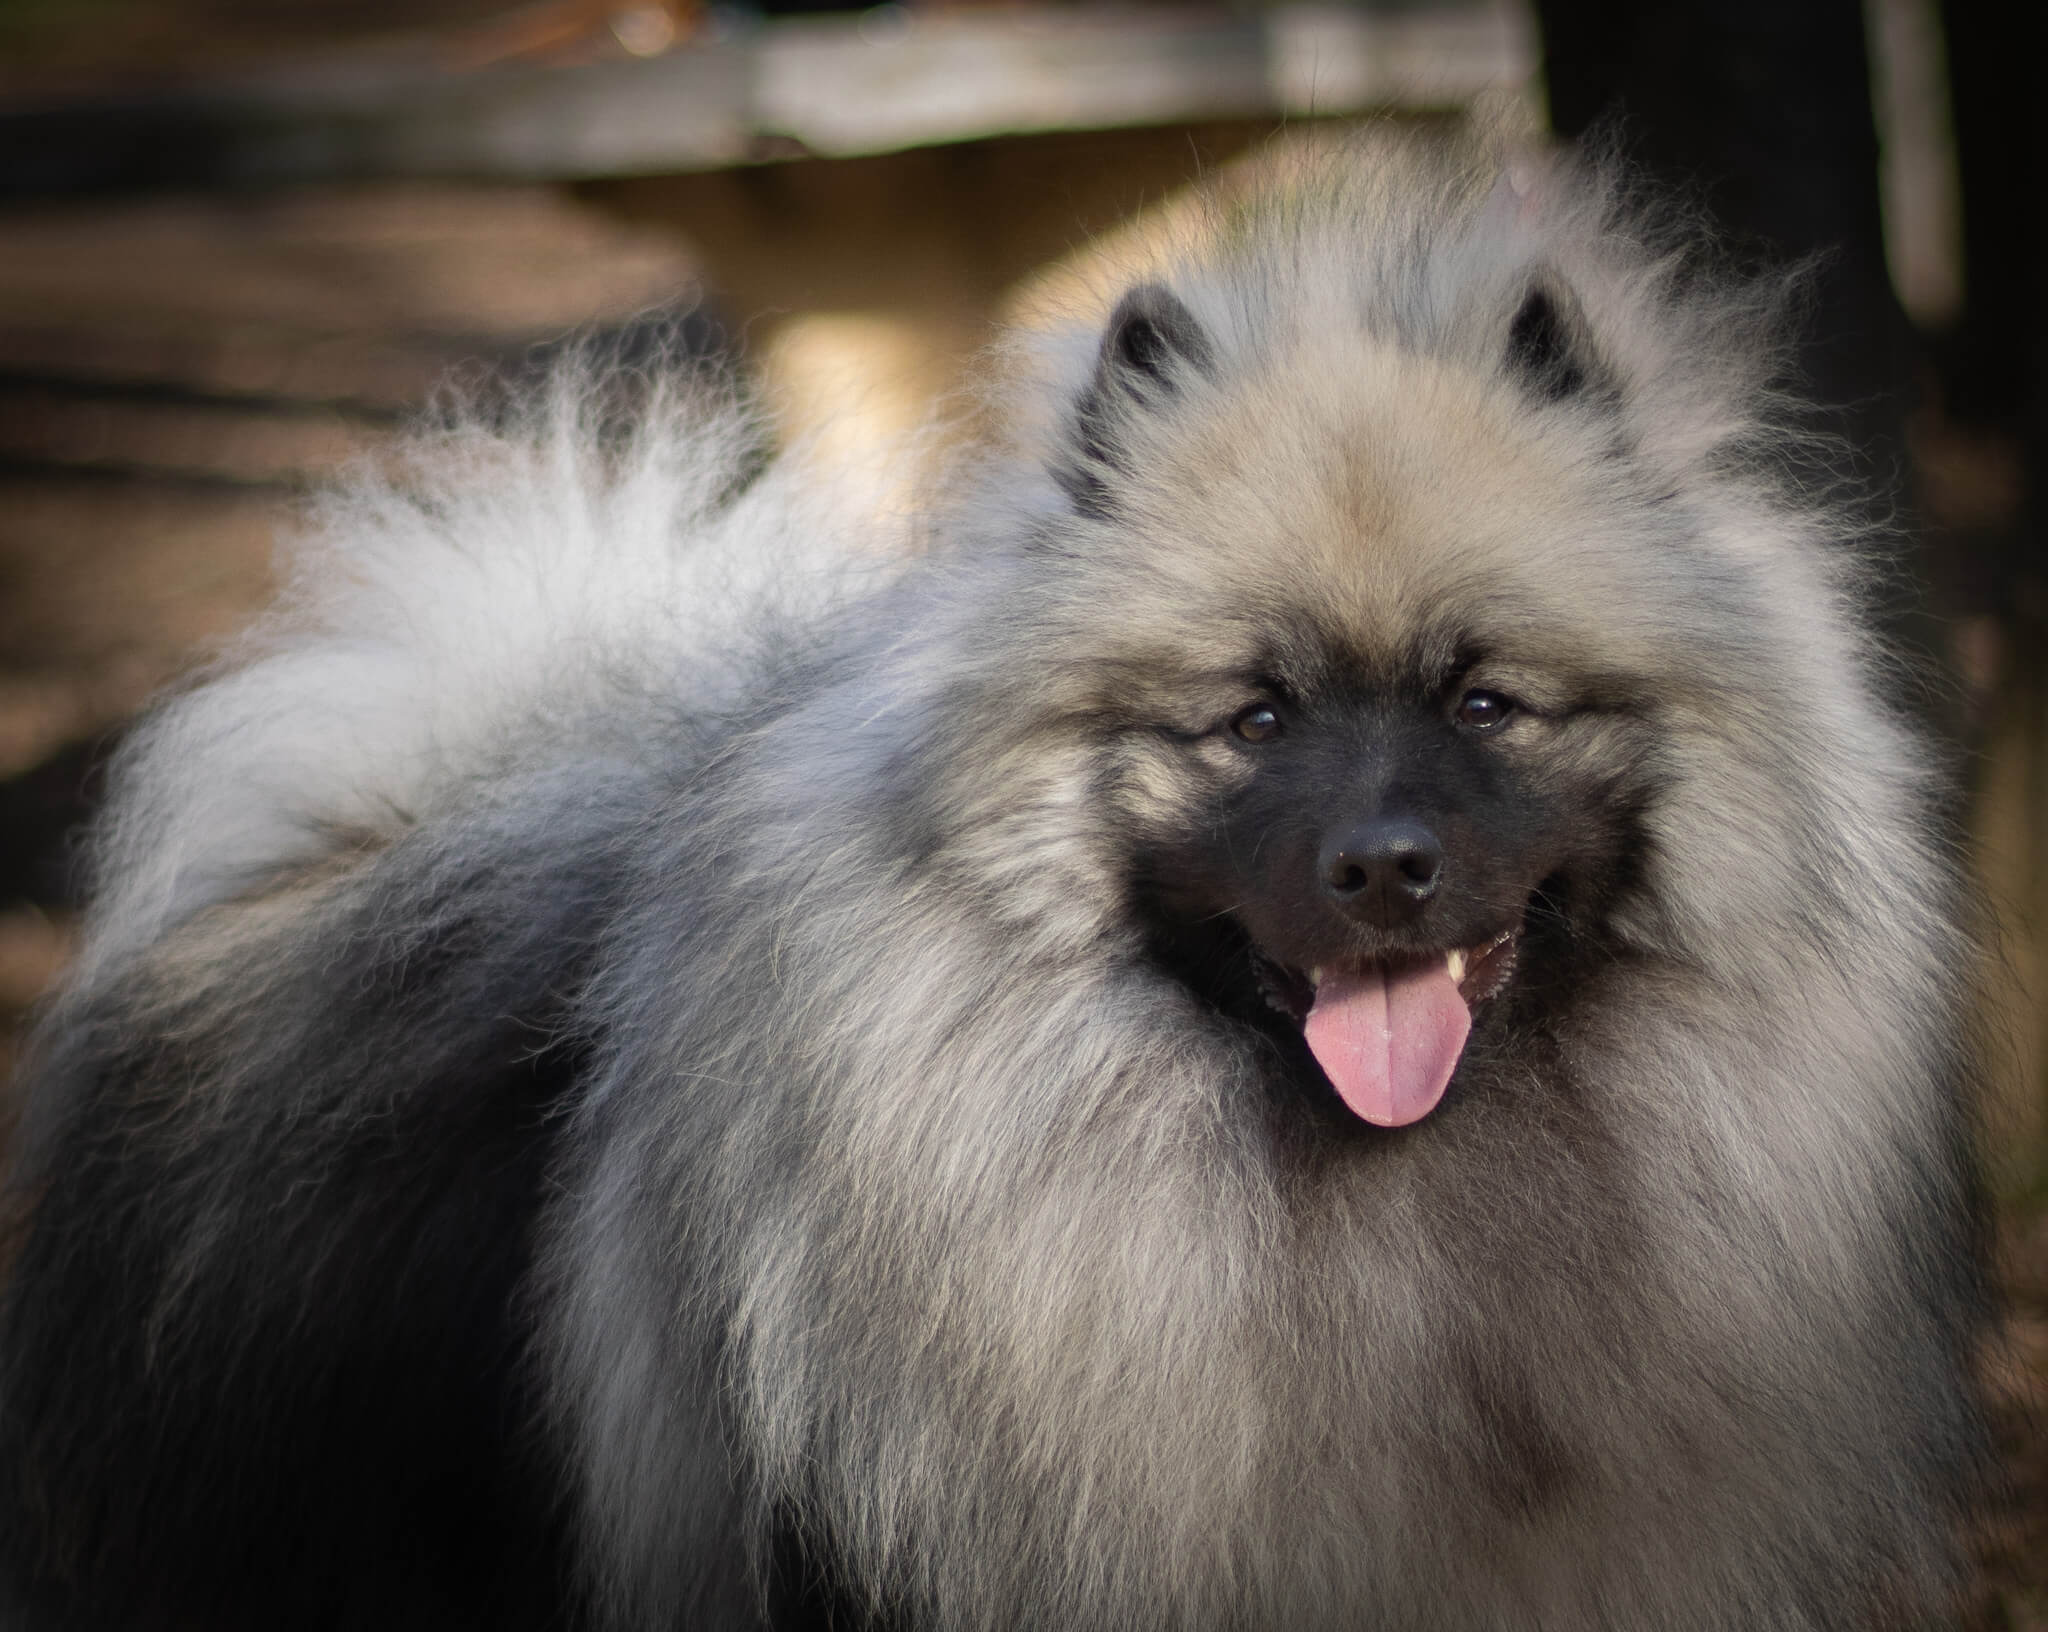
[
  {"left": 1231, "top": 702, "right": 1284, "bottom": 743},
  {"left": 1454, "top": 689, "right": 1515, "bottom": 730}
]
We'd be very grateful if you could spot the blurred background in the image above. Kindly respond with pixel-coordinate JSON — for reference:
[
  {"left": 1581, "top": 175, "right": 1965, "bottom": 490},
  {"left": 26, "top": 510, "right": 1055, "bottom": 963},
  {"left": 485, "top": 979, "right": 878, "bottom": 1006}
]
[{"left": 0, "top": 0, "right": 2036, "bottom": 1620}]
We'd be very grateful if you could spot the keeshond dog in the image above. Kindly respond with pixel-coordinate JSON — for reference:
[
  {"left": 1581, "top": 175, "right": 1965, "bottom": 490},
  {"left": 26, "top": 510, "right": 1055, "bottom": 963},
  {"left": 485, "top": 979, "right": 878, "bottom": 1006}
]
[{"left": 0, "top": 128, "right": 1988, "bottom": 1631}]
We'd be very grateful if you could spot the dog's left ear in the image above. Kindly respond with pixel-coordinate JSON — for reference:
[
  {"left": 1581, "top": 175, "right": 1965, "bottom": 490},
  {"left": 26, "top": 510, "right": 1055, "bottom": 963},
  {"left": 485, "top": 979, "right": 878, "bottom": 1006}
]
[{"left": 1057, "top": 283, "right": 1217, "bottom": 517}]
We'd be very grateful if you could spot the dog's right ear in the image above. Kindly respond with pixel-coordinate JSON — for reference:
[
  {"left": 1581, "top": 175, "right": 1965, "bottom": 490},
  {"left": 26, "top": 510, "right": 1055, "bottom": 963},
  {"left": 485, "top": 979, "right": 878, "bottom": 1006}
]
[
  {"left": 1056, "top": 283, "right": 1216, "bottom": 518},
  {"left": 1097, "top": 283, "right": 1216, "bottom": 393},
  {"left": 1504, "top": 278, "right": 1604, "bottom": 404}
]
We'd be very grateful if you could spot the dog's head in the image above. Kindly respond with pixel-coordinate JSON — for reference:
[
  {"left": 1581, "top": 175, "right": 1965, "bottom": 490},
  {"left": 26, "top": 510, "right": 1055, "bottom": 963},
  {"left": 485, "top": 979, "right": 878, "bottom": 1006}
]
[{"left": 978, "top": 152, "right": 1829, "bottom": 1133}]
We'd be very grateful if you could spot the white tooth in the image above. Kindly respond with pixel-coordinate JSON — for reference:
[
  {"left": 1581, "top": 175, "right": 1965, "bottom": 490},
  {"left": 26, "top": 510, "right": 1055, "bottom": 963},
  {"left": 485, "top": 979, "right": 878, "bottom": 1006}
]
[
  {"left": 1446, "top": 949, "right": 1467, "bottom": 983},
  {"left": 1309, "top": 967, "right": 1324, "bottom": 988}
]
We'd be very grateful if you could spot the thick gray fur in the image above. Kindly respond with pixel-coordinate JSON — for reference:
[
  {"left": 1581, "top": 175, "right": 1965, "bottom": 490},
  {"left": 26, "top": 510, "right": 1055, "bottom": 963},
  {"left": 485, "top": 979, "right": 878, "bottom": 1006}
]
[{"left": 0, "top": 127, "right": 1986, "bottom": 1630}]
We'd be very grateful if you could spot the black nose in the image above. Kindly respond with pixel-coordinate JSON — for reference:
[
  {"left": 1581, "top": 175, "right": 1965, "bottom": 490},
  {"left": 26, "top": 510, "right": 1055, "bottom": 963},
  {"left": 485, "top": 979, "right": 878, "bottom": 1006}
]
[{"left": 1320, "top": 818, "right": 1444, "bottom": 925}]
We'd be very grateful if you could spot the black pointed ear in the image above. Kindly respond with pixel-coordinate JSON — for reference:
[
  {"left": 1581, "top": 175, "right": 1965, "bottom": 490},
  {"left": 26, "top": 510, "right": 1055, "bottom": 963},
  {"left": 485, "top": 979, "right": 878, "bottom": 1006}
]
[
  {"left": 1099, "top": 283, "right": 1216, "bottom": 390},
  {"left": 1056, "top": 283, "right": 1217, "bottom": 518},
  {"left": 1505, "top": 281, "right": 1596, "bottom": 402}
]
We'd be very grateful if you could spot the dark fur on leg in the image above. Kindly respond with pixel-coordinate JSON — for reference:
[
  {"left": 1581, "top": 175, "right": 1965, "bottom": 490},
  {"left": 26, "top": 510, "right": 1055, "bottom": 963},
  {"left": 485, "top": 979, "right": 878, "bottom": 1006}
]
[{"left": 0, "top": 775, "right": 646, "bottom": 1630}]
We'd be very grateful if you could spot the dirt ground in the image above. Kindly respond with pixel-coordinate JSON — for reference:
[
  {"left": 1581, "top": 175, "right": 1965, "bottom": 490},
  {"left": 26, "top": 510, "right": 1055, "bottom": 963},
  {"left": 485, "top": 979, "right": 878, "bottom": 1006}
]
[{"left": 1980, "top": 1203, "right": 2048, "bottom": 1629}]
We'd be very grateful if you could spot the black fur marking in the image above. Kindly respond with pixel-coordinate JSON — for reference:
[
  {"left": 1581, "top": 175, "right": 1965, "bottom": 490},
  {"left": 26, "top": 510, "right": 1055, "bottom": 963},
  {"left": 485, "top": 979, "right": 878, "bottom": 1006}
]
[
  {"left": 1457, "top": 1346, "right": 1580, "bottom": 1520},
  {"left": 0, "top": 790, "right": 634, "bottom": 1631},
  {"left": 1506, "top": 283, "right": 1589, "bottom": 402},
  {"left": 1102, "top": 283, "right": 1215, "bottom": 387},
  {"left": 1056, "top": 283, "right": 1216, "bottom": 519},
  {"left": 0, "top": 1019, "right": 581, "bottom": 1630}
]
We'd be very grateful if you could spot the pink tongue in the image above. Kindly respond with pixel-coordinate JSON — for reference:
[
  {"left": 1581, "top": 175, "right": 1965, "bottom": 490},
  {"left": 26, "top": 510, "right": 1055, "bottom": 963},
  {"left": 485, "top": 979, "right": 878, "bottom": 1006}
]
[{"left": 1302, "top": 963, "right": 1471, "bottom": 1126}]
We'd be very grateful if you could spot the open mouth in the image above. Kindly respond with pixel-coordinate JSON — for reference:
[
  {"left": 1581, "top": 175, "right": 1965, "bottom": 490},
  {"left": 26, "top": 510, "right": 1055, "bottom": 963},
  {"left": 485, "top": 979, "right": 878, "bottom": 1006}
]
[{"left": 1254, "top": 929, "right": 1521, "bottom": 1127}]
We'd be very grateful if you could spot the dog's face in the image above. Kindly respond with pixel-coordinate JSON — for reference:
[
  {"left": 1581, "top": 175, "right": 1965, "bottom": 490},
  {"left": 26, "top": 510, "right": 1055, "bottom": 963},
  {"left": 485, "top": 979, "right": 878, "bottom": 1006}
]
[
  {"left": 1133, "top": 670, "right": 1575, "bottom": 1125},
  {"left": 1119, "top": 629, "right": 1654, "bottom": 1131},
  {"left": 1036, "top": 280, "right": 1717, "bottom": 1131}
]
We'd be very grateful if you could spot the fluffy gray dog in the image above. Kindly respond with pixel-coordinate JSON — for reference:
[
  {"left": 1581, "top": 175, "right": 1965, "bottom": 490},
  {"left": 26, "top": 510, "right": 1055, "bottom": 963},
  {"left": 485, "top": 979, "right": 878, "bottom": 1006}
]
[{"left": 0, "top": 128, "right": 1987, "bottom": 1631}]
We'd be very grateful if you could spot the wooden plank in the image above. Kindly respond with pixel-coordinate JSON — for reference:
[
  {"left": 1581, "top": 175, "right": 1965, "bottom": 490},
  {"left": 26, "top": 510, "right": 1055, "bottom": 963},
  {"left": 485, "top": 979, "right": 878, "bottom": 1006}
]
[
  {"left": 0, "top": 386, "right": 382, "bottom": 486},
  {"left": 0, "top": 3, "right": 1535, "bottom": 192}
]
